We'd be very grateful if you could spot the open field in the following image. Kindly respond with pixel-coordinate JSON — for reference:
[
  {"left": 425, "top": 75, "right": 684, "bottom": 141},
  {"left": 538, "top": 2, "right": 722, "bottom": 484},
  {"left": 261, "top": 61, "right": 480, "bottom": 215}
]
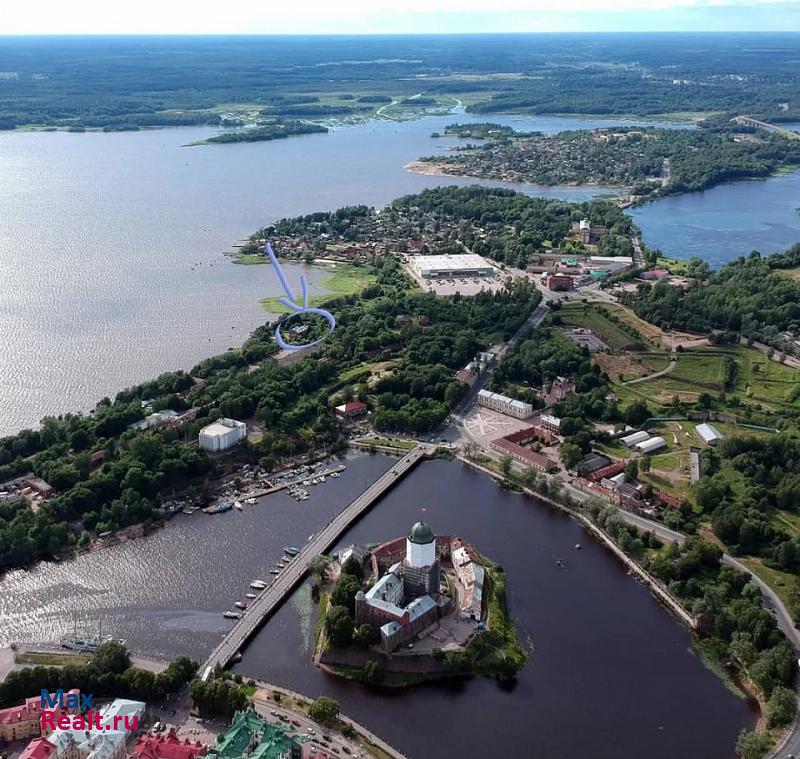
[
  {"left": 261, "top": 265, "right": 376, "bottom": 313},
  {"left": 614, "top": 345, "right": 800, "bottom": 414},
  {"left": 556, "top": 302, "right": 653, "bottom": 351},
  {"left": 776, "top": 266, "right": 800, "bottom": 282},
  {"left": 14, "top": 650, "right": 92, "bottom": 666}
]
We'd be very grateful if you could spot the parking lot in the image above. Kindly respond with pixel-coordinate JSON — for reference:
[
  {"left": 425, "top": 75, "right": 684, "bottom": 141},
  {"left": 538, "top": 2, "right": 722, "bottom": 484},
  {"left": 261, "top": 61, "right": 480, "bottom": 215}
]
[{"left": 404, "top": 266, "right": 506, "bottom": 296}]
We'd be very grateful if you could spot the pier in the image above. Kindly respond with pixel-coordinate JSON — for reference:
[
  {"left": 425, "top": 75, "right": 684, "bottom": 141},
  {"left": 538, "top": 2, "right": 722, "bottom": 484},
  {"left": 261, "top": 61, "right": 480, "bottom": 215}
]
[{"left": 200, "top": 444, "right": 431, "bottom": 678}]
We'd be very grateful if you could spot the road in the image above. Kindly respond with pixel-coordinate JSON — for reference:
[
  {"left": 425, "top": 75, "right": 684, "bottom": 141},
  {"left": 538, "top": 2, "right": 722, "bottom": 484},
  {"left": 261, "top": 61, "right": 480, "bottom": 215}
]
[
  {"left": 251, "top": 681, "right": 409, "bottom": 759},
  {"left": 199, "top": 445, "right": 428, "bottom": 678},
  {"left": 622, "top": 355, "right": 677, "bottom": 385}
]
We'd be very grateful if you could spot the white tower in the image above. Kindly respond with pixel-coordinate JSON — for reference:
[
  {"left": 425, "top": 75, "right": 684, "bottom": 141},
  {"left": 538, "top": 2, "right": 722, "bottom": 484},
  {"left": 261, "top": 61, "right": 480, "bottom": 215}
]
[{"left": 406, "top": 521, "right": 436, "bottom": 567}]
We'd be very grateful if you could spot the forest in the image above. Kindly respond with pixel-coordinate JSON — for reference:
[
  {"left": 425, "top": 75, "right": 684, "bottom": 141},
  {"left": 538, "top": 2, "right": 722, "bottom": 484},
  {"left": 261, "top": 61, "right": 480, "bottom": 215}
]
[
  {"left": 622, "top": 244, "right": 800, "bottom": 353},
  {"left": 2, "top": 34, "right": 800, "bottom": 128}
]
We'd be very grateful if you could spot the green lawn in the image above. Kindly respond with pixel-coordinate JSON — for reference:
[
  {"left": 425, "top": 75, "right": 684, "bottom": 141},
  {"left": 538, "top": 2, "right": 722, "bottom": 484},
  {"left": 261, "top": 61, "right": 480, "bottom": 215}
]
[
  {"left": 614, "top": 345, "right": 800, "bottom": 415},
  {"left": 15, "top": 651, "right": 92, "bottom": 666},
  {"left": 261, "top": 265, "right": 376, "bottom": 313},
  {"left": 357, "top": 437, "right": 416, "bottom": 450}
]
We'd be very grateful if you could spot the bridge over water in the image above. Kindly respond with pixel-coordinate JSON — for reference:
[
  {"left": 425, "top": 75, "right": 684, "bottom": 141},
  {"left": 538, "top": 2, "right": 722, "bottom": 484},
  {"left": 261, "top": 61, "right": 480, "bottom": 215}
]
[{"left": 200, "top": 444, "right": 430, "bottom": 679}]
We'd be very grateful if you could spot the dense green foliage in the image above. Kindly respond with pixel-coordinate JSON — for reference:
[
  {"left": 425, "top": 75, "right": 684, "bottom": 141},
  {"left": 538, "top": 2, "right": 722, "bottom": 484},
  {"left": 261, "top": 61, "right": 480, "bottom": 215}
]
[
  {"left": 420, "top": 125, "right": 800, "bottom": 198},
  {"left": 202, "top": 121, "right": 328, "bottom": 144},
  {"left": 189, "top": 677, "right": 251, "bottom": 718},
  {"left": 0, "top": 643, "right": 196, "bottom": 707},
  {"left": 644, "top": 537, "right": 796, "bottom": 697},
  {"left": 623, "top": 245, "right": 800, "bottom": 353},
  {"left": 390, "top": 185, "right": 634, "bottom": 267},
  {"left": 3, "top": 35, "right": 800, "bottom": 127}
]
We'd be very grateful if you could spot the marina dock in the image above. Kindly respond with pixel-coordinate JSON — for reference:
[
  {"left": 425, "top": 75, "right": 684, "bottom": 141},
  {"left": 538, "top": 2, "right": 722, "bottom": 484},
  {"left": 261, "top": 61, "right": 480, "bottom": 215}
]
[{"left": 199, "top": 444, "right": 431, "bottom": 678}]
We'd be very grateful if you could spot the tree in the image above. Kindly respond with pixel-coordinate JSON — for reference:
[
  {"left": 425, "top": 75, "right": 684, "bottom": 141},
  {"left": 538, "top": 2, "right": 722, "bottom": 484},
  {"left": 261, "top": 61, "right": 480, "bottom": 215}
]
[
  {"left": 500, "top": 454, "right": 513, "bottom": 478},
  {"left": 639, "top": 455, "right": 651, "bottom": 474},
  {"left": 361, "top": 660, "right": 383, "bottom": 685},
  {"left": 735, "top": 729, "right": 772, "bottom": 759},
  {"left": 766, "top": 685, "right": 797, "bottom": 728},
  {"left": 341, "top": 556, "right": 364, "bottom": 580},
  {"left": 308, "top": 696, "right": 339, "bottom": 726},
  {"left": 331, "top": 574, "right": 362, "bottom": 615},
  {"left": 325, "top": 605, "right": 354, "bottom": 647},
  {"left": 559, "top": 442, "right": 583, "bottom": 471},
  {"left": 624, "top": 400, "right": 650, "bottom": 427},
  {"left": 91, "top": 641, "right": 130, "bottom": 674},
  {"left": 353, "top": 623, "right": 378, "bottom": 648},
  {"left": 624, "top": 459, "right": 639, "bottom": 480}
]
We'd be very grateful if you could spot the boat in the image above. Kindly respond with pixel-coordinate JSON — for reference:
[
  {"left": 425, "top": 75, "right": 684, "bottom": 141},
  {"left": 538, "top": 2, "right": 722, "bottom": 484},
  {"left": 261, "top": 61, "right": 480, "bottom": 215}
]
[
  {"left": 319, "top": 475, "right": 327, "bottom": 483},
  {"left": 284, "top": 547, "right": 300, "bottom": 555},
  {"left": 270, "top": 569, "right": 281, "bottom": 575},
  {"left": 204, "top": 502, "right": 232, "bottom": 515},
  {"left": 275, "top": 562, "right": 285, "bottom": 569},
  {"left": 234, "top": 501, "right": 243, "bottom": 511},
  {"left": 245, "top": 593, "right": 257, "bottom": 599},
  {"left": 235, "top": 601, "right": 248, "bottom": 609},
  {"left": 223, "top": 611, "right": 240, "bottom": 619},
  {"left": 249, "top": 580, "right": 268, "bottom": 589},
  {"left": 245, "top": 498, "right": 256, "bottom": 505},
  {"left": 331, "top": 472, "right": 340, "bottom": 478},
  {"left": 182, "top": 508, "right": 193, "bottom": 515}
]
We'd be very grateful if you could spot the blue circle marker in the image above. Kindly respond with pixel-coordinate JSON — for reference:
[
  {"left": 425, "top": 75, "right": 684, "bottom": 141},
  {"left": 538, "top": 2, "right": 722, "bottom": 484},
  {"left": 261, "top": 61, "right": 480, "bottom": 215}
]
[{"left": 264, "top": 242, "right": 337, "bottom": 351}]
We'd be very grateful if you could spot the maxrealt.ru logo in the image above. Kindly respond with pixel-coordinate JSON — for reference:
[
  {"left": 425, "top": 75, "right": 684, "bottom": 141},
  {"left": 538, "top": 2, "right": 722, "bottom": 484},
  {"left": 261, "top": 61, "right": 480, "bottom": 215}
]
[{"left": 39, "top": 690, "right": 139, "bottom": 732}]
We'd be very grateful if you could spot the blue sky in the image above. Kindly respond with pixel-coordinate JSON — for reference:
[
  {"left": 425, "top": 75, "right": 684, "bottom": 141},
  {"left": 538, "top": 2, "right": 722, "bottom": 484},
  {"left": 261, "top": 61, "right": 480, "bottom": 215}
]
[{"left": 3, "top": 0, "right": 800, "bottom": 34}]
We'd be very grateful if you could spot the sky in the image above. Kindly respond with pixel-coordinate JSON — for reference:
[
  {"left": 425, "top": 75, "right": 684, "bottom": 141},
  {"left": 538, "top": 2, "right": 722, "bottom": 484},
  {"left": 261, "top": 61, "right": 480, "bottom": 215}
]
[{"left": 2, "top": 0, "right": 800, "bottom": 34}]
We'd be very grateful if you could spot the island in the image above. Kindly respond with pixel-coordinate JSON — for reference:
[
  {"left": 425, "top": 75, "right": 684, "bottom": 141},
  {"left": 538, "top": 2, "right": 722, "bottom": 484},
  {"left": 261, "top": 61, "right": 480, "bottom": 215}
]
[
  {"left": 410, "top": 123, "right": 800, "bottom": 202},
  {"left": 189, "top": 120, "right": 328, "bottom": 146},
  {"left": 314, "top": 518, "right": 526, "bottom": 685}
]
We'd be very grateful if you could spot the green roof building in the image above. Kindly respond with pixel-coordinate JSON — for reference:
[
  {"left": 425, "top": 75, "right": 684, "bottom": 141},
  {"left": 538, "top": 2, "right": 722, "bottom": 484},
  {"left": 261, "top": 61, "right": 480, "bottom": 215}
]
[{"left": 207, "top": 710, "right": 302, "bottom": 759}]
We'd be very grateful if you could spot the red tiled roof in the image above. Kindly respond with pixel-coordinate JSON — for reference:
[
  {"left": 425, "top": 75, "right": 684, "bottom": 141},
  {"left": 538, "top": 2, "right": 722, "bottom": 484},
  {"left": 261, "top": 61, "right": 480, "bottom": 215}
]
[
  {"left": 491, "top": 437, "right": 555, "bottom": 469},
  {"left": 20, "top": 739, "right": 55, "bottom": 759},
  {"left": 133, "top": 731, "right": 207, "bottom": 759}
]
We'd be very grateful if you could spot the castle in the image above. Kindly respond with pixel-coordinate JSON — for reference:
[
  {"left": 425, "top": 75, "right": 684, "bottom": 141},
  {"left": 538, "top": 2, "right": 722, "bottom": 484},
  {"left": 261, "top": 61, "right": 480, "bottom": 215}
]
[{"left": 354, "top": 519, "right": 485, "bottom": 652}]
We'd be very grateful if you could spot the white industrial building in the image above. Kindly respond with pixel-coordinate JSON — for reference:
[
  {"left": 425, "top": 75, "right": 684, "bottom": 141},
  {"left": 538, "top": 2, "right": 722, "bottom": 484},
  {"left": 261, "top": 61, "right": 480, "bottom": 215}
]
[
  {"left": 621, "top": 430, "right": 650, "bottom": 447},
  {"left": 695, "top": 422, "right": 724, "bottom": 446},
  {"left": 635, "top": 436, "right": 666, "bottom": 454},
  {"left": 477, "top": 389, "right": 533, "bottom": 419},
  {"left": 410, "top": 254, "right": 497, "bottom": 279},
  {"left": 198, "top": 418, "right": 247, "bottom": 452}
]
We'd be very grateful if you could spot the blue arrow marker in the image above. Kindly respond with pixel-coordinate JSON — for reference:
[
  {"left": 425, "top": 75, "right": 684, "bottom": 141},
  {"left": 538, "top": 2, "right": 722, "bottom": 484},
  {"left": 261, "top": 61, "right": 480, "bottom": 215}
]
[{"left": 264, "top": 242, "right": 336, "bottom": 351}]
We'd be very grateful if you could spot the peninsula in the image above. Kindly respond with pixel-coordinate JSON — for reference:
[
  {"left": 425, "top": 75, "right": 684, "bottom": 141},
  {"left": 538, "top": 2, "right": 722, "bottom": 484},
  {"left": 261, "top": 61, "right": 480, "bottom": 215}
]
[{"left": 410, "top": 123, "right": 800, "bottom": 201}]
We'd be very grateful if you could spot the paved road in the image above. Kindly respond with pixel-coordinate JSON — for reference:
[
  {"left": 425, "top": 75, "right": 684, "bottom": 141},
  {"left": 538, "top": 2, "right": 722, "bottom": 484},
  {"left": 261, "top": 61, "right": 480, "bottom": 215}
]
[{"left": 200, "top": 445, "right": 429, "bottom": 679}]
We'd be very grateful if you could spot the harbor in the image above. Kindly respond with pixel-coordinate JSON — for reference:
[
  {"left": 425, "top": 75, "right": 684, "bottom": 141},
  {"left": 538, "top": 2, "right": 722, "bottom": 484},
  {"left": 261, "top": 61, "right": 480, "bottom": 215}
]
[{"left": 200, "top": 444, "right": 430, "bottom": 678}]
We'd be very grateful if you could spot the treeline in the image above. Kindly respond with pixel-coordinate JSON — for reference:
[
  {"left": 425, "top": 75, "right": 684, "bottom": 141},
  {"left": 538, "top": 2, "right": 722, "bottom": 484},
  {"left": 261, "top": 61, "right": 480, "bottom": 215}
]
[
  {"left": 644, "top": 536, "right": 797, "bottom": 730},
  {"left": 622, "top": 245, "right": 800, "bottom": 353},
  {"left": 0, "top": 643, "right": 196, "bottom": 707}
]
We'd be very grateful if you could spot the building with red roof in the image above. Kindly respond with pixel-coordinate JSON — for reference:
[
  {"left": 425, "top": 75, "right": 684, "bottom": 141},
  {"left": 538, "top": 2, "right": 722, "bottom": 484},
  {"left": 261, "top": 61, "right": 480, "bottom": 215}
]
[
  {"left": 334, "top": 401, "right": 368, "bottom": 420},
  {"left": 19, "top": 739, "right": 55, "bottom": 759},
  {"left": 0, "top": 690, "right": 80, "bottom": 742},
  {"left": 133, "top": 730, "right": 208, "bottom": 759}
]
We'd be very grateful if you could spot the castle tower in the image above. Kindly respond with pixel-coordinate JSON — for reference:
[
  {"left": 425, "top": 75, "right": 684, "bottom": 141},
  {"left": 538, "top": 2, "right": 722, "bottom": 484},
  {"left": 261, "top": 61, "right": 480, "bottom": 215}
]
[
  {"left": 403, "top": 520, "right": 439, "bottom": 598},
  {"left": 406, "top": 521, "right": 435, "bottom": 567}
]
